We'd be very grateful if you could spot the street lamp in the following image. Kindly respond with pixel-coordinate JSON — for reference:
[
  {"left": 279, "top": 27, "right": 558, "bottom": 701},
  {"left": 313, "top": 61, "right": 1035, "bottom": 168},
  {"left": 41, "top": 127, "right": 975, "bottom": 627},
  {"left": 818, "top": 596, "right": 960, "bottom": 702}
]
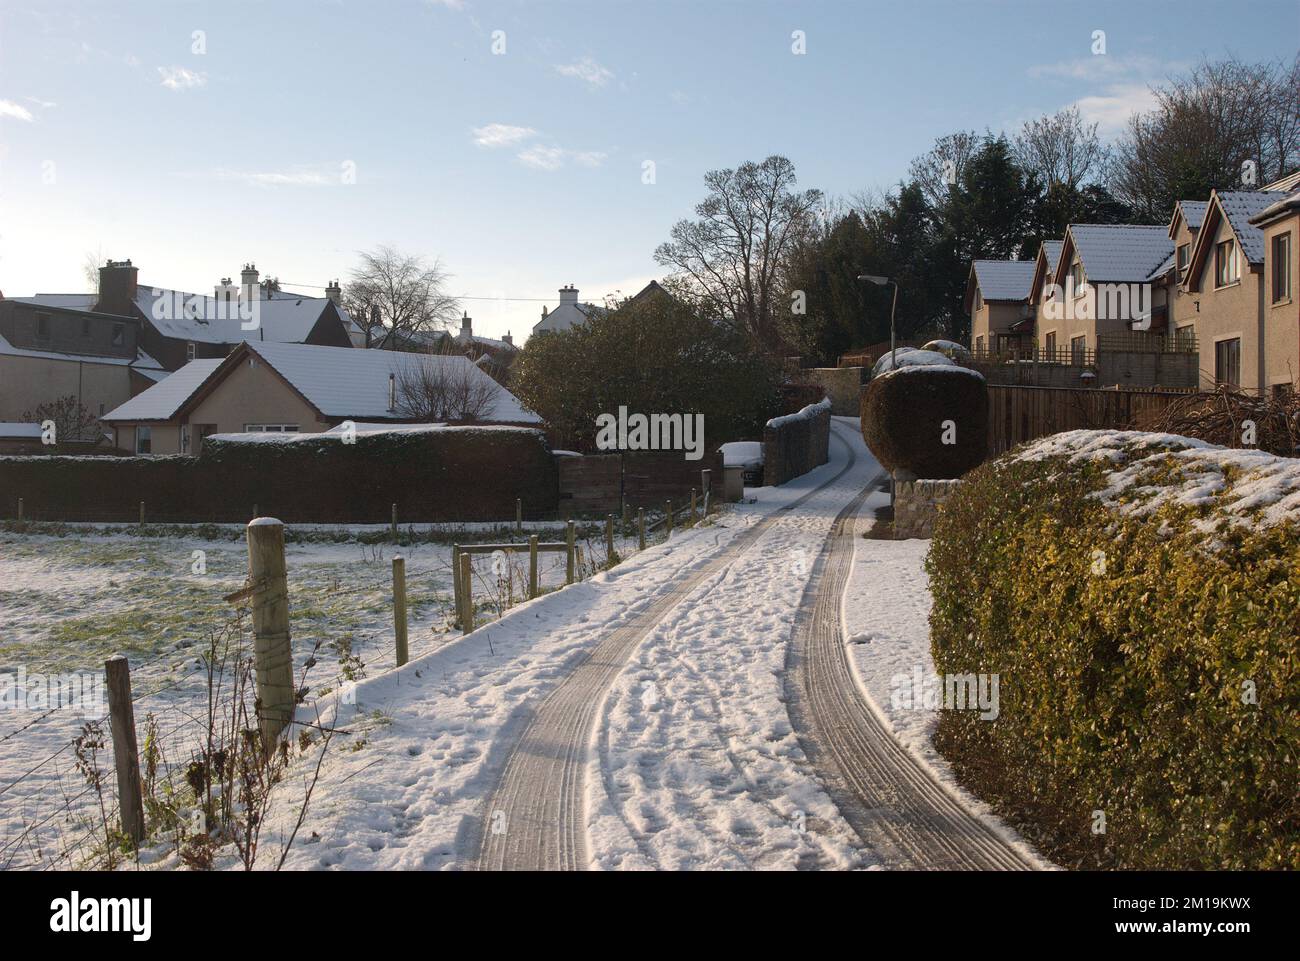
[{"left": 858, "top": 275, "right": 899, "bottom": 371}]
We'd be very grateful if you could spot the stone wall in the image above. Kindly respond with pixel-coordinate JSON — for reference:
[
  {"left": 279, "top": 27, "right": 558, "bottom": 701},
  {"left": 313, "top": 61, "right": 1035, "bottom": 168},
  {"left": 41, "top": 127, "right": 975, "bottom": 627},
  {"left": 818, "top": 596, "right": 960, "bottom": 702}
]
[
  {"left": 763, "top": 397, "right": 831, "bottom": 486},
  {"left": 893, "top": 478, "right": 964, "bottom": 539},
  {"left": 801, "top": 367, "right": 864, "bottom": 415}
]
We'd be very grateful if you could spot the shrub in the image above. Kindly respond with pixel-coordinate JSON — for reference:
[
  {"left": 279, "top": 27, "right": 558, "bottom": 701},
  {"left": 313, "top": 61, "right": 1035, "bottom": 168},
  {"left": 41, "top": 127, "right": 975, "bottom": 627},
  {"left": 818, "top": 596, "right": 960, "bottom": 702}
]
[
  {"left": 860, "top": 366, "right": 987, "bottom": 478},
  {"left": 927, "top": 429, "right": 1300, "bottom": 869}
]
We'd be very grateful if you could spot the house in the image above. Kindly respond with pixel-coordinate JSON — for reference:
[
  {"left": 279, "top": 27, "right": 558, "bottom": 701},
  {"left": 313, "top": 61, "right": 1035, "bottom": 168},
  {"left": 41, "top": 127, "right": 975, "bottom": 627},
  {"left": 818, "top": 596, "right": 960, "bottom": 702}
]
[
  {"left": 0, "top": 293, "right": 166, "bottom": 434},
  {"left": 1250, "top": 190, "right": 1299, "bottom": 396},
  {"left": 25, "top": 261, "right": 361, "bottom": 373},
  {"left": 532, "top": 284, "right": 606, "bottom": 336},
  {"left": 1038, "top": 224, "right": 1173, "bottom": 357},
  {"left": 965, "top": 260, "right": 1037, "bottom": 353},
  {"left": 1181, "top": 190, "right": 1291, "bottom": 392},
  {"left": 101, "top": 340, "right": 541, "bottom": 455}
]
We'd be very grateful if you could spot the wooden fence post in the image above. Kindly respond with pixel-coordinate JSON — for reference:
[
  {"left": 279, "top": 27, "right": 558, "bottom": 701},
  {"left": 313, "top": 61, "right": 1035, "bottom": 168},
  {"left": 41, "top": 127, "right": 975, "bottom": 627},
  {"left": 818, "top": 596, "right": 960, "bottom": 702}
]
[
  {"left": 565, "top": 519, "right": 576, "bottom": 584},
  {"left": 605, "top": 514, "right": 615, "bottom": 566},
  {"left": 689, "top": 488, "right": 697, "bottom": 525},
  {"left": 391, "top": 503, "right": 399, "bottom": 542},
  {"left": 638, "top": 508, "right": 646, "bottom": 551},
  {"left": 459, "top": 551, "right": 473, "bottom": 634},
  {"left": 104, "top": 655, "right": 145, "bottom": 846},
  {"left": 247, "top": 518, "right": 294, "bottom": 750},
  {"left": 452, "top": 545, "right": 463, "bottom": 627},
  {"left": 139, "top": 501, "right": 145, "bottom": 526},
  {"left": 16, "top": 497, "right": 23, "bottom": 521},
  {"left": 393, "top": 555, "right": 408, "bottom": 667},
  {"left": 528, "top": 535, "right": 539, "bottom": 598},
  {"left": 666, "top": 500, "right": 673, "bottom": 534},
  {"left": 516, "top": 498, "right": 523, "bottom": 533},
  {"left": 700, "top": 470, "right": 711, "bottom": 513}
]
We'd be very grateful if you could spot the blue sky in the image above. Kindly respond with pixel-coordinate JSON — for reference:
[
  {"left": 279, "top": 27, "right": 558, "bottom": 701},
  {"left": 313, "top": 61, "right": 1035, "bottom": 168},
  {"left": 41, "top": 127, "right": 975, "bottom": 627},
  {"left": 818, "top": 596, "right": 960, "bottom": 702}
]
[{"left": 1, "top": 0, "right": 1296, "bottom": 340}]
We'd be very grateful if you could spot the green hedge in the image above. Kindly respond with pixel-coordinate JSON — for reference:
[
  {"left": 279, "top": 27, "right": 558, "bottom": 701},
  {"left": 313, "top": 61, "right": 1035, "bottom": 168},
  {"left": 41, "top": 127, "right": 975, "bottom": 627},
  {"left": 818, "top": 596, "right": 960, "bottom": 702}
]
[
  {"left": 927, "top": 430, "right": 1300, "bottom": 869},
  {"left": 0, "top": 427, "right": 558, "bottom": 523},
  {"left": 861, "top": 366, "right": 987, "bottom": 478}
]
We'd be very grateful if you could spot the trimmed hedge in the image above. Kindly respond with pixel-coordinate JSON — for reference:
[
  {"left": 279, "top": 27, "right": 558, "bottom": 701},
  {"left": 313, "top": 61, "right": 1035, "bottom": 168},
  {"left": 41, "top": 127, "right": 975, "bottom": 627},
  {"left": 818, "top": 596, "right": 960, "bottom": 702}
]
[
  {"left": 0, "top": 427, "right": 558, "bottom": 523},
  {"left": 861, "top": 366, "right": 987, "bottom": 478},
  {"left": 927, "top": 430, "right": 1300, "bottom": 869}
]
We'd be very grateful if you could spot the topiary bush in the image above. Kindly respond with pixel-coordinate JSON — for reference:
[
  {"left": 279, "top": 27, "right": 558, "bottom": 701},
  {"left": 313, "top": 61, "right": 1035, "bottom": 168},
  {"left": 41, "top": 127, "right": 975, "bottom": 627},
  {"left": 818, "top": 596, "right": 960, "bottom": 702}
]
[
  {"left": 927, "top": 429, "right": 1300, "bottom": 869},
  {"left": 860, "top": 366, "right": 987, "bottom": 478}
]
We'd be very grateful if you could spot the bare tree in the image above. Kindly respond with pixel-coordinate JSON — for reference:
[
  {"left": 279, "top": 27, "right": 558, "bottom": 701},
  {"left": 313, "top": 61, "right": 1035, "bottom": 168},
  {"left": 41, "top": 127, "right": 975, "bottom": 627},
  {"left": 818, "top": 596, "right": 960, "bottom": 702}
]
[
  {"left": 654, "top": 155, "right": 822, "bottom": 350},
  {"left": 22, "top": 395, "right": 99, "bottom": 445},
  {"left": 394, "top": 355, "right": 498, "bottom": 422},
  {"left": 1013, "top": 106, "right": 1107, "bottom": 191},
  {"left": 908, "top": 131, "right": 982, "bottom": 209},
  {"left": 344, "top": 246, "right": 460, "bottom": 349},
  {"left": 1110, "top": 56, "right": 1300, "bottom": 219}
]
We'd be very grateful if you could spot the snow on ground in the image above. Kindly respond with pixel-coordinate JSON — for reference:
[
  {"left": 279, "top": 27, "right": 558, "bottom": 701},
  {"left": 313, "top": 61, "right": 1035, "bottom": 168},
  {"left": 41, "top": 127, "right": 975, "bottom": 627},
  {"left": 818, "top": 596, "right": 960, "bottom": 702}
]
[
  {"left": 0, "top": 521, "right": 625, "bottom": 869},
  {"left": 841, "top": 489, "right": 1053, "bottom": 870},
  {"left": 587, "top": 418, "right": 877, "bottom": 869}
]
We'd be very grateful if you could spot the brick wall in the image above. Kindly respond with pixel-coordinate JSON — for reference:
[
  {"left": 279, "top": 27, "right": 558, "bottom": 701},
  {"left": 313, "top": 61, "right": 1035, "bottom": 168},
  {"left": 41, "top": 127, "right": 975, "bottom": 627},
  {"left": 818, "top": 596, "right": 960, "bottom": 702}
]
[{"left": 763, "top": 398, "right": 831, "bottom": 486}]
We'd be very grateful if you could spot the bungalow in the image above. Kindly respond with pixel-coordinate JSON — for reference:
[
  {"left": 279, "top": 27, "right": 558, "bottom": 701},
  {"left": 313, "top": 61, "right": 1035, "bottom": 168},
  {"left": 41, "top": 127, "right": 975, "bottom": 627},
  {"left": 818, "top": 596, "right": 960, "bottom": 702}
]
[
  {"left": 101, "top": 340, "right": 541, "bottom": 455},
  {"left": 964, "top": 260, "right": 1037, "bottom": 354}
]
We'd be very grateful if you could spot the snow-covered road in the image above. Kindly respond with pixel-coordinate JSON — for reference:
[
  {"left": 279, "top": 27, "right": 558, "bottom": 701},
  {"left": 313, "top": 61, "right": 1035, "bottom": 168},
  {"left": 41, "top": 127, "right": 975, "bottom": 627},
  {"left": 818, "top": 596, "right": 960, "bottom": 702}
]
[{"left": 256, "top": 417, "right": 1042, "bottom": 870}]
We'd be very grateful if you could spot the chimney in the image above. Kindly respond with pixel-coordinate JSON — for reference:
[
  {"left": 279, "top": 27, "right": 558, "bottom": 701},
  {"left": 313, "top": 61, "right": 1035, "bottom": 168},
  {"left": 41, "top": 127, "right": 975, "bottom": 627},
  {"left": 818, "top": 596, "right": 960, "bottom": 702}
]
[
  {"left": 215, "top": 277, "right": 237, "bottom": 303},
  {"left": 459, "top": 311, "right": 472, "bottom": 342},
  {"left": 94, "top": 259, "right": 138, "bottom": 315},
  {"left": 325, "top": 279, "right": 342, "bottom": 305},
  {"left": 540, "top": 305, "right": 548, "bottom": 319},
  {"left": 559, "top": 284, "right": 578, "bottom": 306},
  {"left": 240, "top": 263, "right": 259, "bottom": 301},
  {"left": 502, "top": 330, "right": 513, "bottom": 346}
]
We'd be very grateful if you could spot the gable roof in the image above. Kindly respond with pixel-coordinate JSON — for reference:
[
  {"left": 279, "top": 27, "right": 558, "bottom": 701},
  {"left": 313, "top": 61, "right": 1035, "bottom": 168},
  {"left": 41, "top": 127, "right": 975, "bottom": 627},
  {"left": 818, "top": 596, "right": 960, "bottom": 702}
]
[
  {"left": 970, "top": 260, "right": 1036, "bottom": 300},
  {"left": 1169, "top": 200, "right": 1208, "bottom": 239},
  {"left": 134, "top": 286, "right": 347, "bottom": 345},
  {"left": 1184, "top": 189, "right": 1285, "bottom": 291},
  {"left": 99, "top": 359, "right": 223, "bottom": 421},
  {"left": 1028, "top": 240, "right": 1064, "bottom": 304},
  {"left": 102, "top": 342, "right": 541, "bottom": 425},
  {"left": 1264, "top": 169, "right": 1300, "bottom": 192},
  {"left": 1061, "top": 224, "right": 1173, "bottom": 284}
]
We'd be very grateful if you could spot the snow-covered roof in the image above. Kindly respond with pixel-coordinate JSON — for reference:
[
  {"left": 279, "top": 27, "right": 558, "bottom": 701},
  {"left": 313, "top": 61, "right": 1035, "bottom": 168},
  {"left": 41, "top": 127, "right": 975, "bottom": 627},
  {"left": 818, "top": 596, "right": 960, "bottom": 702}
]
[
  {"left": 134, "top": 286, "right": 339, "bottom": 344},
  {"left": 103, "top": 343, "right": 541, "bottom": 425},
  {"left": 0, "top": 330, "right": 165, "bottom": 371},
  {"left": 971, "top": 260, "right": 1036, "bottom": 301},
  {"left": 12, "top": 293, "right": 99, "bottom": 310},
  {"left": 1216, "top": 191, "right": 1283, "bottom": 264},
  {"left": 1067, "top": 224, "right": 1173, "bottom": 283},
  {"left": 101, "top": 359, "right": 223, "bottom": 421},
  {"left": 720, "top": 441, "right": 763, "bottom": 468},
  {"left": 0, "top": 422, "right": 43, "bottom": 439},
  {"left": 243, "top": 342, "right": 540, "bottom": 423}
]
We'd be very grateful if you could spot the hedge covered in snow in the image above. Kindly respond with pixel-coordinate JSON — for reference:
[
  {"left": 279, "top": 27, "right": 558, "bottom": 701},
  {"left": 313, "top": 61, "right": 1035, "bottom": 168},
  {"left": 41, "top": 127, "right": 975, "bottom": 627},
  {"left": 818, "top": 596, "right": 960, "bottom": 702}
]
[
  {"left": 927, "top": 430, "right": 1300, "bottom": 868},
  {"left": 0, "top": 426, "right": 558, "bottom": 523},
  {"left": 860, "top": 365, "right": 987, "bottom": 479}
]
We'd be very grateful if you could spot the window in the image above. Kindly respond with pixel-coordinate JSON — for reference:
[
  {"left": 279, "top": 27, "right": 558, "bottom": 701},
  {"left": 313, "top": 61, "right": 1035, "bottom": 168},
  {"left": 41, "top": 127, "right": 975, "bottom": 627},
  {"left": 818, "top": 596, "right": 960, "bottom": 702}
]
[
  {"left": 35, "top": 312, "right": 51, "bottom": 342},
  {"left": 1271, "top": 383, "right": 1293, "bottom": 401},
  {"left": 975, "top": 334, "right": 984, "bottom": 352},
  {"left": 135, "top": 426, "right": 152, "bottom": 455},
  {"left": 1044, "top": 331, "right": 1057, "bottom": 357},
  {"left": 1215, "top": 239, "right": 1239, "bottom": 287},
  {"left": 1071, "top": 335, "right": 1087, "bottom": 364},
  {"left": 243, "top": 424, "right": 300, "bottom": 433},
  {"left": 1177, "top": 243, "right": 1190, "bottom": 271},
  {"left": 1069, "top": 261, "right": 1085, "bottom": 296},
  {"left": 973, "top": 290, "right": 983, "bottom": 312},
  {"left": 111, "top": 323, "right": 125, "bottom": 347},
  {"left": 1273, "top": 232, "right": 1292, "bottom": 304},
  {"left": 186, "top": 342, "right": 196, "bottom": 362},
  {"left": 1175, "top": 323, "right": 1195, "bottom": 349},
  {"left": 1215, "top": 338, "right": 1241, "bottom": 388}
]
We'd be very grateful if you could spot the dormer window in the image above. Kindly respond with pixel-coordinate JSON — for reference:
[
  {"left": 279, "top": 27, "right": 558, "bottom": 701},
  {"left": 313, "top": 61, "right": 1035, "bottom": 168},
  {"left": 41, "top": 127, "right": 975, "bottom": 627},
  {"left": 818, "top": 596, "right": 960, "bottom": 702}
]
[
  {"left": 1177, "top": 243, "right": 1190, "bottom": 271},
  {"left": 1214, "top": 239, "right": 1239, "bottom": 288},
  {"left": 1070, "top": 261, "right": 1085, "bottom": 296},
  {"left": 111, "top": 323, "right": 125, "bottom": 347}
]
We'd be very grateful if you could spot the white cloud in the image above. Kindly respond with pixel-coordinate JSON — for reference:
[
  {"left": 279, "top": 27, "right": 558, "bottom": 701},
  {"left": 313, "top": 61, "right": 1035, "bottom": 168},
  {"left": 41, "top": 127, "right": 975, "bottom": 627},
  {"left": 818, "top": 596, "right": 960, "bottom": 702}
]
[
  {"left": 517, "top": 145, "right": 566, "bottom": 171},
  {"left": 25, "top": 96, "right": 57, "bottom": 109},
  {"left": 158, "top": 65, "right": 207, "bottom": 90},
  {"left": 1073, "top": 83, "right": 1160, "bottom": 136},
  {"left": 570, "top": 150, "right": 607, "bottom": 168},
  {"left": 184, "top": 166, "right": 339, "bottom": 187},
  {"left": 1026, "top": 54, "right": 1174, "bottom": 82},
  {"left": 472, "top": 123, "right": 537, "bottom": 148},
  {"left": 0, "top": 99, "right": 35, "bottom": 122},
  {"left": 555, "top": 56, "right": 613, "bottom": 88},
  {"left": 425, "top": 0, "right": 465, "bottom": 8}
]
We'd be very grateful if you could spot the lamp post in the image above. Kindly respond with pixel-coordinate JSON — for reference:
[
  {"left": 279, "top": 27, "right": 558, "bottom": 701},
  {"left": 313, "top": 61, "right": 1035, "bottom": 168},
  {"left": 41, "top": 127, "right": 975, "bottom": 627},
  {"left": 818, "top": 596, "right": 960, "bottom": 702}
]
[{"left": 858, "top": 275, "right": 899, "bottom": 371}]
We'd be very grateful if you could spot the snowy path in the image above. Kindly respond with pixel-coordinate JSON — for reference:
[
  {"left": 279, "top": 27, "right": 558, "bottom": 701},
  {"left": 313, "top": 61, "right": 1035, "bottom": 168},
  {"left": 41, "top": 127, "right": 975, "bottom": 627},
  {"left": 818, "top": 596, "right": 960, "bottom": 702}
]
[
  {"left": 784, "top": 455, "right": 1036, "bottom": 870},
  {"left": 477, "top": 427, "right": 858, "bottom": 870}
]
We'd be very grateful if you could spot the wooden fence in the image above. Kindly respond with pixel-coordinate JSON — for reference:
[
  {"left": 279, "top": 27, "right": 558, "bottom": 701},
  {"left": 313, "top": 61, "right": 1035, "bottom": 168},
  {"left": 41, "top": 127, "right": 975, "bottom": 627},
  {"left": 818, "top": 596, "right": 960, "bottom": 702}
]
[
  {"left": 987, "top": 384, "right": 1190, "bottom": 457},
  {"left": 556, "top": 450, "right": 723, "bottom": 514}
]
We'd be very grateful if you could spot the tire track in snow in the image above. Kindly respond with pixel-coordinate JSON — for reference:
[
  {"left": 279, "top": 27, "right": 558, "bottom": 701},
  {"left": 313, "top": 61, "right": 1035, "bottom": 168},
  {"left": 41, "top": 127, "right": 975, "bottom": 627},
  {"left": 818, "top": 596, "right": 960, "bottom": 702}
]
[
  {"left": 476, "top": 438, "right": 857, "bottom": 871},
  {"left": 784, "top": 434, "right": 1038, "bottom": 871}
]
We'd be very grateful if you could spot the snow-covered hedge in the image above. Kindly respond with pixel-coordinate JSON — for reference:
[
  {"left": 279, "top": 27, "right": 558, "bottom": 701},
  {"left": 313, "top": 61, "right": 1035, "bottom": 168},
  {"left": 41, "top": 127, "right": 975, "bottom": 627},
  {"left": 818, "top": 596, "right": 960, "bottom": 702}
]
[
  {"left": 860, "top": 365, "right": 987, "bottom": 479},
  {"left": 927, "top": 430, "right": 1300, "bottom": 869}
]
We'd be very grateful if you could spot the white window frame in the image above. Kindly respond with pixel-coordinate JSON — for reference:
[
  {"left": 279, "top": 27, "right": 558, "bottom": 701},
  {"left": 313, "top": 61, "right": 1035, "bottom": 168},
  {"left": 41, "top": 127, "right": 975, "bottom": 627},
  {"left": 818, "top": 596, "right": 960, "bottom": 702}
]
[
  {"left": 243, "top": 424, "right": 300, "bottom": 433},
  {"left": 1215, "top": 239, "right": 1240, "bottom": 289}
]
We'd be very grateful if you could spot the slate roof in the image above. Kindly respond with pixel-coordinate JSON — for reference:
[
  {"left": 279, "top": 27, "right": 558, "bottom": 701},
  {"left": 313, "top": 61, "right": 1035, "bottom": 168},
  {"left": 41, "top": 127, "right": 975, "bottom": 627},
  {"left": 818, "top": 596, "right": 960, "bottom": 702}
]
[
  {"left": 99, "top": 359, "right": 223, "bottom": 421},
  {"left": 971, "top": 260, "right": 1036, "bottom": 301},
  {"left": 1175, "top": 200, "right": 1208, "bottom": 232},
  {"left": 1042, "top": 240, "right": 1064, "bottom": 275},
  {"left": 1216, "top": 191, "right": 1284, "bottom": 264},
  {"left": 1067, "top": 224, "right": 1173, "bottom": 283},
  {"left": 1249, "top": 189, "right": 1300, "bottom": 226}
]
